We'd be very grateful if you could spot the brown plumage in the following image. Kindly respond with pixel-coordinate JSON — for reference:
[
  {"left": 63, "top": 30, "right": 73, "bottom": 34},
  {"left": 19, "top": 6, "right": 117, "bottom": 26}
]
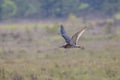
[{"left": 60, "top": 25, "right": 87, "bottom": 49}]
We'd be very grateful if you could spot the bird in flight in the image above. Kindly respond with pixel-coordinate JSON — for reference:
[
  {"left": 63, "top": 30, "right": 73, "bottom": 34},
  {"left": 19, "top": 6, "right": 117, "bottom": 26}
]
[{"left": 60, "top": 25, "right": 87, "bottom": 49}]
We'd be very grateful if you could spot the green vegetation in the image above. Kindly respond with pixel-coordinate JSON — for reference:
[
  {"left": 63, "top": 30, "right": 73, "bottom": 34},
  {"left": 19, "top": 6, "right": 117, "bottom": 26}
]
[
  {"left": 0, "top": 0, "right": 120, "bottom": 79},
  {"left": 45, "top": 23, "right": 59, "bottom": 34},
  {"left": 1, "top": 0, "right": 17, "bottom": 20},
  {"left": 79, "top": 3, "right": 89, "bottom": 10},
  {"left": 1, "top": 0, "right": 120, "bottom": 20},
  {"left": 0, "top": 19, "right": 120, "bottom": 80},
  {"left": 114, "top": 12, "right": 120, "bottom": 20}
]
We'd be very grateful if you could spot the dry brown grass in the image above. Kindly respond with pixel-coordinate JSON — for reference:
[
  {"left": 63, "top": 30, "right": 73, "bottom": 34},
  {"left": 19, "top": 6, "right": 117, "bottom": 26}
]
[{"left": 0, "top": 18, "right": 120, "bottom": 80}]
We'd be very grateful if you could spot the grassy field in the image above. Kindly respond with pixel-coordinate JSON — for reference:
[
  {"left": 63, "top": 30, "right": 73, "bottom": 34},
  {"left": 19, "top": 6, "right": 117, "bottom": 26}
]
[{"left": 0, "top": 19, "right": 120, "bottom": 80}]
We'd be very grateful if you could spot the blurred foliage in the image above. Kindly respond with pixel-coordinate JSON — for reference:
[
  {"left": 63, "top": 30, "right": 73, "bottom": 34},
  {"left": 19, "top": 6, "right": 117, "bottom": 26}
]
[
  {"left": 1, "top": 0, "right": 17, "bottom": 19},
  {"left": 0, "top": 0, "right": 120, "bottom": 20},
  {"left": 114, "top": 12, "right": 120, "bottom": 20},
  {"left": 0, "top": 22, "right": 119, "bottom": 80},
  {"left": 68, "top": 14, "right": 77, "bottom": 20},
  {"left": 104, "top": 20, "right": 114, "bottom": 35},
  {"left": 102, "top": 0, "right": 120, "bottom": 15},
  {"left": 45, "top": 24, "right": 59, "bottom": 34},
  {"left": 79, "top": 3, "right": 89, "bottom": 10}
]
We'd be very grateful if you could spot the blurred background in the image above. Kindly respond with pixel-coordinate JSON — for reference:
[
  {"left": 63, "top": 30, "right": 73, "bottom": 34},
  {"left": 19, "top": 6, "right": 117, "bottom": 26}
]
[
  {"left": 0, "top": 0, "right": 120, "bottom": 20},
  {"left": 0, "top": 0, "right": 120, "bottom": 80}
]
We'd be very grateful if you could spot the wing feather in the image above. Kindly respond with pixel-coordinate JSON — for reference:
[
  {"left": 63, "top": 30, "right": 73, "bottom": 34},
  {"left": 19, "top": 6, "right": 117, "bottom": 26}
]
[
  {"left": 60, "top": 25, "right": 71, "bottom": 44},
  {"left": 70, "top": 27, "right": 87, "bottom": 44}
]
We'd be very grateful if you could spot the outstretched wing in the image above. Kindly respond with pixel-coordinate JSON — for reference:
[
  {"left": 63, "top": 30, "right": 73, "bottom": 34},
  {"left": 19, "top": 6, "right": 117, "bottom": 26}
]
[
  {"left": 60, "top": 25, "right": 71, "bottom": 44},
  {"left": 70, "top": 27, "right": 87, "bottom": 45}
]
